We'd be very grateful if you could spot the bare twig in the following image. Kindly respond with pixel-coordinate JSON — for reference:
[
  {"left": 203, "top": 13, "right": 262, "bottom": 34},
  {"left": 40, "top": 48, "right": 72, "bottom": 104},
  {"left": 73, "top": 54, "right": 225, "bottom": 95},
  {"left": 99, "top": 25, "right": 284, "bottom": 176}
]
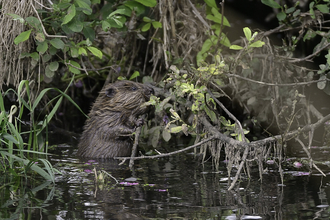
[
  {"left": 207, "top": 88, "right": 246, "bottom": 142},
  {"left": 226, "top": 73, "right": 328, "bottom": 86},
  {"left": 295, "top": 138, "right": 326, "bottom": 176},
  {"left": 30, "top": 1, "right": 67, "bottom": 38},
  {"left": 115, "top": 136, "right": 217, "bottom": 160},
  {"left": 286, "top": 42, "right": 330, "bottom": 63},
  {"left": 129, "top": 127, "right": 141, "bottom": 169}
]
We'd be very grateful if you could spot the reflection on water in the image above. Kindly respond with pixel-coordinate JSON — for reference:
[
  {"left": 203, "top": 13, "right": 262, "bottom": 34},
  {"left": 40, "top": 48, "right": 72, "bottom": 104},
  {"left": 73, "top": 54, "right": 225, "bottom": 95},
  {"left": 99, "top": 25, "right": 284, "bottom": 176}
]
[{"left": 1, "top": 143, "right": 330, "bottom": 220}]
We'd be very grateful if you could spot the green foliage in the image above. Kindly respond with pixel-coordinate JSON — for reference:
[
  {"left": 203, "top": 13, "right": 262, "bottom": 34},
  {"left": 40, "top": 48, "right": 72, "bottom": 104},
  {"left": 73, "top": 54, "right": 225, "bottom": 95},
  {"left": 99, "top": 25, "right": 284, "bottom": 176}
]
[
  {"left": 261, "top": 0, "right": 330, "bottom": 95},
  {"left": 0, "top": 80, "right": 85, "bottom": 182},
  {"left": 141, "top": 16, "right": 162, "bottom": 32},
  {"left": 197, "top": 0, "right": 231, "bottom": 66},
  {"left": 230, "top": 27, "right": 265, "bottom": 50},
  {"left": 8, "top": 0, "right": 159, "bottom": 83}
]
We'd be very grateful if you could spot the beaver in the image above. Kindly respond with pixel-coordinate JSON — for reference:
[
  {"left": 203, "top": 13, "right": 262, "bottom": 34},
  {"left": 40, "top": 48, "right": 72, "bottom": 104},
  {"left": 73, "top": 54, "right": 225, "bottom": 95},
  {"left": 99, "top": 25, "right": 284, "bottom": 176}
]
[{"left": 77, "top": 80, "right": 154, "bottom": 158}]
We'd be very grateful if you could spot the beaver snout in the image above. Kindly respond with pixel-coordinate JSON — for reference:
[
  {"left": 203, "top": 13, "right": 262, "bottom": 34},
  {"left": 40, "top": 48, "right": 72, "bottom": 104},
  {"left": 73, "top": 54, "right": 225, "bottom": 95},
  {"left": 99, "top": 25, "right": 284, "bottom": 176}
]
[{"left": 144, "top": 87, "right": 154, "bottom": 98}]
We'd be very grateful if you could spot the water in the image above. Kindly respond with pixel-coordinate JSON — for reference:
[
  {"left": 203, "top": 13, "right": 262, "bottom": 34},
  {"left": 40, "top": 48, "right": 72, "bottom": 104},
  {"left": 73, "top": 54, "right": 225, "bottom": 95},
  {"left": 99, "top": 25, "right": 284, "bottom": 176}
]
[{"left": 2, "top": 142, "right": 330, "bottom": 220}]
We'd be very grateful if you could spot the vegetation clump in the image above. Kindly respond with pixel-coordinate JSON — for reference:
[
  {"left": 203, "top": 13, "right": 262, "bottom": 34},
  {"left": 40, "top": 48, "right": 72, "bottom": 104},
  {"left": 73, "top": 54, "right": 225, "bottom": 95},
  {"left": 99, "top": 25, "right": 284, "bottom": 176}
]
[{"left": 1, "top": 0, "right": 330, "bottom": 191}]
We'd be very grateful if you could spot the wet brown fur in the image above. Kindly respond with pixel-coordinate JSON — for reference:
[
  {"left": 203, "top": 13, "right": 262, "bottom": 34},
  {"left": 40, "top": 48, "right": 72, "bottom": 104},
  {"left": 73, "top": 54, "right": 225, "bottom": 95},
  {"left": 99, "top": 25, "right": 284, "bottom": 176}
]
[{"left": 77, "top": 80, "right": 153, "bottom": 158}]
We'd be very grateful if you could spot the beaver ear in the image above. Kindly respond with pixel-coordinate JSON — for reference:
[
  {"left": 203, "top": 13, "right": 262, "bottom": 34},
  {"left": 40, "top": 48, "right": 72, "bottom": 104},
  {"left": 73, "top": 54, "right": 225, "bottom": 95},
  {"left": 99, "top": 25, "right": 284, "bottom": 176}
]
[{"left": 105, "top": 87, "right": 116, "bottom": 98}]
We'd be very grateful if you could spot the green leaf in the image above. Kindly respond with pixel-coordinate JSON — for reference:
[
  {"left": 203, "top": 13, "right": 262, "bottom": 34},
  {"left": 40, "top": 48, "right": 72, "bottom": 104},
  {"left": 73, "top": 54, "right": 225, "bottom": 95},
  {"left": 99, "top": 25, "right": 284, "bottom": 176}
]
[
  {"left": 3, "top": 133, "right": 19, "bottom": 144},
  {"left": 49, "top": 45, "right": 57, "bottom": 55},
  {"left": 150, "top": 127, "right": 160, "bottom": 148},
  {"left": 143, "top": 16, "right": 152, "bottom": 22},
  {"left": 108, "top": 16, "right": 126, "bottom": 28},
  {"left": 310, "top": 2, "right": 315, "bottom": 19},
  {"left": 75, "top": 0, "right": 92, "bottom": 15},
  {"left": 141, "top": 23, "right": 151, "bottom": 32},
  {"left": 243, "top": 27, "right": 252, "bottom": 41},
  {"left": 67, "top": 17, "right": 84, "bottom": 32},
  {"left": 87, "top": 46, "right": 103, "bottom": 59},
  {"left": 162, "top": 129, "right": 171, "bottom": 142},
  {"left": 50, "top": 38, "right": 65, "bottom": 49},
  {"left": 107, "top": 8, "right": 129, "bottom": 18},
  {"left": 37, "top": 41, "right": 48, "bottom": 54},
  {"left": 45, "top": 65, "right": 55, "bottom": 78},
  {"left": 286, "top": 7, "right": 296, "bottom": 14},
  {"left": 26, "top": 16, "right": 42, "bottom": 32},
  {"left": 129, "top": 71, "right": 140, "bottom": 80},
  {"left": 205, "top": 106, "right": 217, "bottom": 123},
  {"left": 316, "top": 4, "right": 329, "bottom": 13},
  {"left": 62, "top": 4, "right": 76, "bottom": 25},
  {"left": 152, "top": 21, "right": 162, "bottom": 28},
  {"left": 83, "top": 27, "right": 95, "bottom": 41},
  {"left": 317, "top": 75, "right": 327, "bottom": 90},
  {"left": 70, "top": 47, "right": 79, "bottom": 57},
  {"left": 101, "top": 20, "right": 111, "bottom": 31},
  {"left": 49, "top": 61, "right": 59, "bottom": 71},
  {"left": 29, "top": 52, "right": 39, "bottom": 61},
  {"left": 68, "top": 60, "right": 81, "bottom": 74},
  {"left": 7, "top": 13, "right": 25, "bottom": 23},
  {"left": 124, "top": 1, "right": 145, "bottom": 15},
  {"left": 249, "top": 40, "right": 265, "bottom": 48},
  {"left": 134, "top": 0, "right": 157, "bottom": 7},
  {"left": 78, "top": 47, "right": 87, "bottom": 56},
  {"left": 204, "top": 0, "right": 218, "bottom": 9},
  {"left": 170, "top": 126, "right": 183, "bottom": 133},
  {"left": 229, "top": 45, "right": 243, "bottom": 50},
  {"left": 206, "top": 8, "right": 231, "bottom": 27},
  {"left": 276, "top": 11, "right": 286, "bottom": 21},
  {"left": 14, "top": 29, "right": 32, "bottom": 45},
  {"left": 261, "top": 0, "right": 281, "bottom": 9}
]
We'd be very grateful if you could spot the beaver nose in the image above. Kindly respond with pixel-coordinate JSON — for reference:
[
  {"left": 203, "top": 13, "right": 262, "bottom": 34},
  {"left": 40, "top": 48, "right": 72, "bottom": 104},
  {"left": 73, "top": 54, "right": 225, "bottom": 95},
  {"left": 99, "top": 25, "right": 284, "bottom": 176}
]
[{"left": 145, "top": 87, "right": 154, "bottom": 96}]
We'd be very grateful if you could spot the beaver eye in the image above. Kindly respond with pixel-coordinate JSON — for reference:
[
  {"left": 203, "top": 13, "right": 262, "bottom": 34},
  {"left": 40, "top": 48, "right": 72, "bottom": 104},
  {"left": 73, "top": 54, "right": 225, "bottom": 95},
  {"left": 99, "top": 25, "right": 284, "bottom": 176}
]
[{"left": 131, "top": 86, "right": 137, "bottom": 91}]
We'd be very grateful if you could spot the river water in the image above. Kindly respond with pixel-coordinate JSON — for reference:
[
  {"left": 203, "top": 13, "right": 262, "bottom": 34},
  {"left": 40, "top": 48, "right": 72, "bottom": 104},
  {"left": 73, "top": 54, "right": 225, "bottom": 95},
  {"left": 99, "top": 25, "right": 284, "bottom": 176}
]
[{"left": 2, "top": 142, "right": 330, "bottom": 220}]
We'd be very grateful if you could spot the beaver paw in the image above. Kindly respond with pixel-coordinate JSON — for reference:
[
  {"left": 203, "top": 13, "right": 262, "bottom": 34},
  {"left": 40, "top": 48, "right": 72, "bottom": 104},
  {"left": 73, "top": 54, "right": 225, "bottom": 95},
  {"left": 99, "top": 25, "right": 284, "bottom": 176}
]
[{"left": 135, "top": 118, "right": 144, "bottom": 127}]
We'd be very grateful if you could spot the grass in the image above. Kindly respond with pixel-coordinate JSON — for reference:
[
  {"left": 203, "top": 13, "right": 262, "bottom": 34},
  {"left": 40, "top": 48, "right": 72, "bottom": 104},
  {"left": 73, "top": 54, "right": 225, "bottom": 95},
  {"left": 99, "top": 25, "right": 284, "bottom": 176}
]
[{"left": 0, "top": 79, "right": 85, "bottom": 183}]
